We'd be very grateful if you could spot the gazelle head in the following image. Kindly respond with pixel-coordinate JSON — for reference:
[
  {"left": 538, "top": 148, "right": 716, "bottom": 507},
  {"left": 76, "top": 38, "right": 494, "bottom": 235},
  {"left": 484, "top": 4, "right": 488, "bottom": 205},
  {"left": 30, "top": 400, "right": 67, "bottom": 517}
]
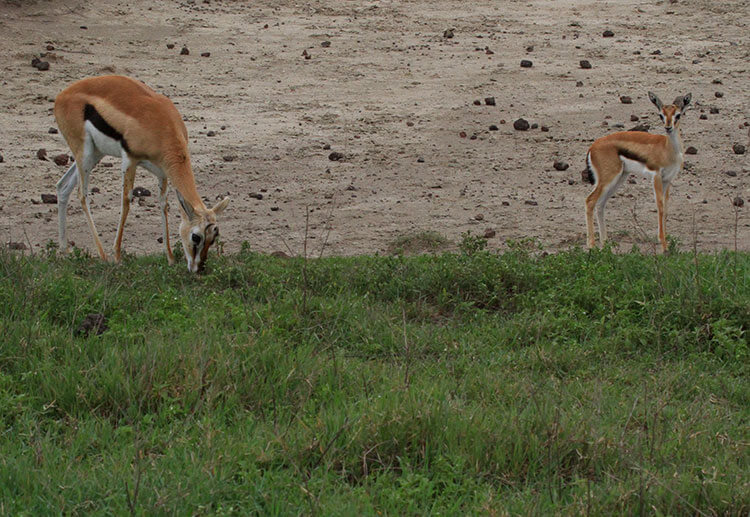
[
  {"left": 648, "top": 91, "right": 692, "bottom": 135},
  {"left": 176, "top": 192, "right": 230, "bottom": 273}
]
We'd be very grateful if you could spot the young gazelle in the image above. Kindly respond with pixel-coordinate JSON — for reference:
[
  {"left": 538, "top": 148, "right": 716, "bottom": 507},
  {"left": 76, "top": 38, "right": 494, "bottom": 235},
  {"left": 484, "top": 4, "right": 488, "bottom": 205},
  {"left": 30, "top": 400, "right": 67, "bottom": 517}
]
[
  {"left": 584, "top": 91, "right": 691, "bottom": 253},
  {"left": 54, "top": 75, "right": 229, "bottom": 272}
]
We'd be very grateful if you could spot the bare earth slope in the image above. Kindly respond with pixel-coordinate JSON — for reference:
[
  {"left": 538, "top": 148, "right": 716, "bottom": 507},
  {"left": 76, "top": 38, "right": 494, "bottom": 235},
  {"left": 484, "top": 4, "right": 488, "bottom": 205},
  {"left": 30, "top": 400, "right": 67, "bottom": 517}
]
[{"left": 0, "top": 0, "right": 747, "bottom": 257}]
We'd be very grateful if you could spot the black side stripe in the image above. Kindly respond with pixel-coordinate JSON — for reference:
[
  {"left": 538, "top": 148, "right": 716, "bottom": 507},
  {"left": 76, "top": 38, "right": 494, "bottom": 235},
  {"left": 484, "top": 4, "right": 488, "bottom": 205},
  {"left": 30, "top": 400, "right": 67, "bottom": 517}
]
[
  {"left": 617, "top": 148, "right": 649, "bottom": 166},
  {"left": 83, "top": 103, "right": 132, "bottom": 154}
]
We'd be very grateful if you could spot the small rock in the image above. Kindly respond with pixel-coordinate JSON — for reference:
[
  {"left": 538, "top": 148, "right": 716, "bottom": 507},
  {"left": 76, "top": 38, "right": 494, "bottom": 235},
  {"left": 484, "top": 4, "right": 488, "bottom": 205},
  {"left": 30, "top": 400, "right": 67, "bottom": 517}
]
[
  {"left": 206, "top": 130, "right": 216, "bottom": 137},
  {"left": 483, "top": 228, "right": 496, "bottom": 239},
  {"left": 180, "top": 46, "right": 190, "bottom": 55},
  {"left": 46, "top": 44, "right": 55, "bottom": 51},
  {"left": 651, "top": 49, "right": 661, "bottom": 55},
  {"left": 167, "top": 43, "right": 175, "bottom": 49},
  {"left": 7, "top": 242, "right": 27, "bottom": 251},
  {"left": 417, "top": 157, "right": 425, "bottom": 163},
  {"left": 725, "top": 170, "right": 737, "bottom": 177},
  {"left": 485, "top": 96, "right": 496, "bottom": 106},
  {"left": 0, "top": 153, "right": 4, "bottom": 163},
  {"left": 201, "top": 52, "right": 211, "bottom": 57},
  {"left": 524, "top": 200, "right": 538, "bottom": 206},
  {"left": 302, "top": 49, "right": 311, "bottom": 59},
  {"left": 733, "top": 196, "right": 744, "bottom": 208},
  {"left": 157, "top": 237, "right": 163, "bottom": 243},
  {"left": 249, "top": 193, "right": 263, "bottom": 200},
  {"left": 714, "top": 91, "right": 723, "bottom": 98},
  {"left": 685, "top": 146, "right": 698, "bottom": 155},
  {"left": 526, "top": 45, "right": 534, "bottom": 52},
  {"left": 530, "top": 123, "right": 538, "bottom": 129},
  {"left": 699, "top": 114, "right": 708, "bottom": 120},
  {"left": 553, "top": 160, "right": 569, "bottom": 171},
  {"left": 568, "top": 178, "right": 575, "bottom": 185},
  {"left": 475, "top": 213, "right": 484, "bottom": 221},
  {"left": 489, "top": 124, "right": 498, "bottom": 131},
  {"left": 270, "top": 206, "right": 279, "bottom": 212},
  {"left": 75, "top": 313, "right": 108, "bottom": 337},
  {"left": 41, "top": 193, "right": 57, "bottom": 204},
  {"left": 36, "top": 148, "right": 47, "bottom": 161},
  {"left": 541, "top": 126, "right": 549, "bottom": 132},
  {"left": 321, "top": 41, "right": 331, "bottom": 48},
  {"left": 710, "top": 107, "right": 719, "bottom": 114},
  {"left": 328, "top": 151, "right": 344, "bottom": 161},
  {"left": 630, "top": 115, "right": 639, "bottom": 122},
  {"left": 620, "top": 96, "right": 632, "bottom": 104},
  {"left": 31, "top": 57, "right": 50, "bottom": 71},
  {"left": 513, "top": 118, "right": 530, "bottom": 131},
  {"left": 520, "top": 59, "right": 532, "bottom": 68},
  {"left": 48, "top": 127, "right": 58, "bottom": 134},
  {"left": 579, "top": 60, "right": 592, "bottom": 69},
  {"left": 53, "top": 154, "right": 69, "bottom": 166},
  {"left": 459, "top": 131, "right": 467, "bottom": 138},
  {"left": 629, "top": 124, "right": 650, "bottom": 132},
  {"left": 732, "top": 144, "right": 746, "bottom": 155},
  {"left": 501, "top": 200, "right": 510, "bottom": 206},
  {"left": 222, "top": 155, "right": 235, "bottom": 162},
  {"left": 406, "top": 121, "right": 414, "bottom": 127},
  {"left": 131, "top": 186, "right": 151, "bottom": 197},
  {"left": 91, "top": 187, "right": 100, "bottom": 193},
  {"left": 712, "top": 78, "right": 722, "bottom": 84},
  {"left": 576, "top": 80, "right": 583, "bottom": 87},
  {"left": 602, "top": 30, "right": 615, "bottom": 37},
  {"left": 443, "top": 28, "right": 454, "bottom": 39}
]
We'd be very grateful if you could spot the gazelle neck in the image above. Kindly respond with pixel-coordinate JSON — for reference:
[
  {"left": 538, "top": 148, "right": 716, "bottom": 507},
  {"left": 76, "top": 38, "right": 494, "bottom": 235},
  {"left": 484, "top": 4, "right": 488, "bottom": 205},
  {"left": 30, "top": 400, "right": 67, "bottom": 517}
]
[
  {"left": 163, "top": 156, "right": 207, "bottom": 213},
  {"left": 667, "top": 128, "right": 683, "bottom": 157}
]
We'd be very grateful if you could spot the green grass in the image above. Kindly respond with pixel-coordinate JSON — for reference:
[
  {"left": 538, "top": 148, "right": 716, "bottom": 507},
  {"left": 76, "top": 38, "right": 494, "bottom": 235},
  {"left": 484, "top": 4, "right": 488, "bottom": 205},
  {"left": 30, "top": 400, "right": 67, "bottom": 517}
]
[{"left": 0, "top": 244, "right": 748, "bottom": 515}]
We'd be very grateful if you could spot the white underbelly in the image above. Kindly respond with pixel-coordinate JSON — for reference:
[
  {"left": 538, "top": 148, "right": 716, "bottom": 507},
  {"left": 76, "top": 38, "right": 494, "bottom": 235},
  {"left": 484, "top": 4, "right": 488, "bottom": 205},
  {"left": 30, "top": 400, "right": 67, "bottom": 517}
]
[
  {"left": 85, "top": 120, "right": 124, "bottom": 157},
  {"left": 620, "top": 156, "right": 656, "bottom": 178}
]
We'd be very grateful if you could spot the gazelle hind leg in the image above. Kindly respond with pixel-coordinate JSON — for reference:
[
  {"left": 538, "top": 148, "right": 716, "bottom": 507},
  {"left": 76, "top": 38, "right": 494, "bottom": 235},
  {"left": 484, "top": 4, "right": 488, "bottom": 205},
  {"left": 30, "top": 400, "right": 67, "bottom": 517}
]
[
  {"left": 158, "top": 178, "right": 175, "bottom": 265},
  {"left": 74, "top": 141, "right": 105, "bottom": 260},
  {"left": 56, "top": 162, "right": 79, "bottom": 252},
  {"left": 595, "top": 170, "right": 629, "bottom": 245},
  {"left": 113, "top": 157, "right": 137, "bottom": 263},
  {"left": 585, "top": 184, "right": 603, "bottom": 248}
]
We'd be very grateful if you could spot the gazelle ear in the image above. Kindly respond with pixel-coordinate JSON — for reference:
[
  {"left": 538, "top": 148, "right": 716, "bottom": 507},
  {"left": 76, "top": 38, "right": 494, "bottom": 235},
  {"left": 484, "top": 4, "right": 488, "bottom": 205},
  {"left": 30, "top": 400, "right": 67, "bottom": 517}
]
[
  {"left": 648, "top": 91, "right": 663, "bottom": 110},
  {"left": 682, "top": 93, "right": 692, "bottom": 108},
  {"left": 176, "top": 190, "right": 196, "bottom": 220},
  {"left": 211, "top": 196, "right": 230, "bottom": 215}
]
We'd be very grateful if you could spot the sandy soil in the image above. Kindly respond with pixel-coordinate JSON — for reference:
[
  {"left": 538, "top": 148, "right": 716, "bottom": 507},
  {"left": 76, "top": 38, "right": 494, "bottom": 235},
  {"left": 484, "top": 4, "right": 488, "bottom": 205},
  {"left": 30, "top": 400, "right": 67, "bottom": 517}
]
[{"left": 0, "top": 0, "right": 748, "bottom": 260}]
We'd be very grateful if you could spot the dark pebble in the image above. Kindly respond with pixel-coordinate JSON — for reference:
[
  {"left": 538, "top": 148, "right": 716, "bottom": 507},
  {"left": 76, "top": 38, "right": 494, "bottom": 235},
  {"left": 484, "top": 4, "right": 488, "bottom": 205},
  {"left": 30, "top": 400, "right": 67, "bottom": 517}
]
[
  {"left": 473, "top": 99, "right": 481, "bottom": 106},
  {"left": 322, "top": 143, "right": 331, "bottom": 150},
  {"left": 250, "top": 193, "right": 264, "bottom": 200},
  {"left": 0, "top": 153, "right": 3, "bottom": 163},
  {"left": 733, "top": 144, "right": 746, "bottom": 155},
  {"left": 167, "top": 43, "right": 175, "bottom": 49},
  {"left": 725, "top": 170, "right": 737, "bottom": 177},
  {"left": 485, "top": 96, "right": 496, "bottom": 106},
  {"left": 417, "top": 157, "right": 425, "bottom": 163},
  {"left": 714, "top": 91, "right": 723, "bottom": 98},
  {"left": 576, "top": 80, "right": 583, "bottom": 87},
  {"left": 222, "top": 155, "right": 235, "bottom": 162},
  {"left": 524, "top": 200, "right": 538, "bottom": 206},
  {"left": 699, "top": 114, "right": 708, "bottom": 120},
  {"left": 710, "top": 107, "right": 719, "bottom": 114},
  {"left": 630, "top": 115, "right": 639, "bottom": 121},
  {"left": 579, "top": 60, "right": 592, "bottom": 69},
  {"left": 541, "top": 126, "right": 549, "bottom": 132},
  {"left": 513, "top": 118, "right": 530, "bottom": 131},
  {"left": 206, "top": 130, "right": 216, "bottom": 137},
  {"left": 602, "top": 30, "right": 614, "bottom": 37},
  {"left": 685, "top": 146, "right": 697, "bottom": 155},
  {"left": 489, "top": 124, "right": 498, "bottom": 131},
  {"left": 34, "top": 60, "right": 50, "bottom": 71},
  {"left": 483, "top": 228, "right": 496, "bottom": 239},
  {"left": 180, "top": 46, "right": 190, "bottom": 55},
  {"left": 46, "top": 44, "right": 55, "bottom": 51},
  {"left": 36, "top": 148, "right": 47, "bottom": 160},
  {"left": 526, "top": 45, "right": 534, "bottom": 52},
  {"left": 620, "top": 96, "right": 632, "bottom": 104},
  {"left": 132, "top": 186, "right": 151, "bottom": 197},
  {"left": 733, "top": 196, "right": 744, "bottom": 208},
  {"left": 41, "top": 193, "right": 57, "bottom": 204},
  {"left": 270, "top": 206, "right": 279, "bottom": 212},
  {"left": 531, "top": 123, "right": 538, "bottom": 129},
  {"left": 443, "top": 28, "right": 454, "bottom": 38},
  {"left": 553, "top": 160, "right": 569, "bottom": 171},
  {"left": 328, "top": 151, "right": 345, "bottom": 161},
  {"left": 201, "top": 52, "right": 211, "bottom": 57},
  {"left": 475, "top": 213, "right": 484, "bottom": 221},
  {"left": 48, "top": 127, "right": 58, "bottom": 134},
  {"left": 91, "top": 187, "right": 100, "bottom": 193},
  {"left": 157, "top": 237, "right": 163, "bottom": 243},
  {"left": 53, "top": 154, "right": 69, "bottom": 166},
  {"left": 520, "top": 59, "right": 532, "bottom": 68},
  {"left": 321, "top": 41, "right": 331, "bottom": 47}
]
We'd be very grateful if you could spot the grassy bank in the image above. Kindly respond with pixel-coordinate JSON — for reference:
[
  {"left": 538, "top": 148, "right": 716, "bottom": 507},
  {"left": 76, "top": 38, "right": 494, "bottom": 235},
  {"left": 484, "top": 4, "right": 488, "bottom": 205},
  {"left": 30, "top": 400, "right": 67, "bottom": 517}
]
[{"left": 0, "top": 243, "right": 747, "bottom": 515}]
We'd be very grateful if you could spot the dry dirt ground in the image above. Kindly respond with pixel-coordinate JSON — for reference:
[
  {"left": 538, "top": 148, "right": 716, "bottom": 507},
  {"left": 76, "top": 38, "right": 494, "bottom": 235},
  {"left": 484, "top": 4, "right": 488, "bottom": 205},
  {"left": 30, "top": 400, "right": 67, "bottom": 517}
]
[{"left": 1, "top": 0, "right": 748, "bottom": 260}]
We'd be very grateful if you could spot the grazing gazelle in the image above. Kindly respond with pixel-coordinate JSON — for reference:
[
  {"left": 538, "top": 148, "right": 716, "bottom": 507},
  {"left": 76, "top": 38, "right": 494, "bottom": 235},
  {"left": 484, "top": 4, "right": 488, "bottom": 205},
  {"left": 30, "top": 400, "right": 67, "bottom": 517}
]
[
  {"left": 584, "top": 91, "right": 692, "bottom": 253},
  {"left": 54, "top": 75, "right": 229, "bottom": 272}
]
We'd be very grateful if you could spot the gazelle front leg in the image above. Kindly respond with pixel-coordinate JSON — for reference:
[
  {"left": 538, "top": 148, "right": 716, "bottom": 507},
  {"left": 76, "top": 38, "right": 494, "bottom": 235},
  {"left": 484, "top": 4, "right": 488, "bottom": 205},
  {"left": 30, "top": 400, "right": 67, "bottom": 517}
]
[
  {"left": 159, "top": 177, "right": 175, "bottom": 265},
  {"left": 653, "top": 176, "right": 668, "bottom": 253},
  {"left": 113, "top": 158, "right": 137, "bottom": 263},
  {"left": 75, "top": 144, "right": 106, "bottom": 260}
]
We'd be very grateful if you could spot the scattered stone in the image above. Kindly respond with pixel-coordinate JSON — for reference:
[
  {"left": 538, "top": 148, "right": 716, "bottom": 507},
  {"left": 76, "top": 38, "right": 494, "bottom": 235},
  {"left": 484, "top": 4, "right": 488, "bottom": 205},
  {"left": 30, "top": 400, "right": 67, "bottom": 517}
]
[
  {"left": 206, "top": 130, "right": 216, "bottom": 137},
  {"left": 48, "top": 127, "right": 58, "bottom": 134},
  {"left": 541, "top": 126, "right": 549, "bottom": 132},
  {"left": 36, "top": 148, "right": 47, "bottom": 161},
  {"left": 630, "top": 115, "right": 639, "bottom": 122},
  {"left": 321, "top": 41, "right": 331, "bottom": 48},
  {"left": 733, "top": 196, "right": 744, "bottom": 208},
  {"left": 328, "top": 151, "right": 344, "bottom": 161},
  {"left": 270, "top": 206, "right": 279, "bottom": 212},
  {"left": 46, "top": 44, "right": 55, "bottom": 51},
  {"left": 91, "top": 187, "right": 100, "bottom": 193},
  {"left": 53, "top": 154, "right": 69, "bottom": 166},
  {"left": 475, "top": 213, "right": 484, "bottom": 221},
  {"left": 131, "top": 186, "right": 151, "bottom": 197},
  {"left": 732, "top": 144, "right": 746, "bottom": 155},
  {"left": 501, "top": 201, "right": 510, "bottom": 206},
  {"left": 201, "top": 52, "right": 211, "bottom": 57},
  {"left": 417, "top": 157, "right": 425, "bottom": 163},
  {"left": 483, "top": 228, "right": 496, "bottom": 239},
  {"left": 249, "top": 192, "right": 263, "bottom": 200},
  {"left": 576, "top": 80, "right": 583, "bottom": 87},
  {"left": 167, "top": 43, "right": 175, "bottom": 49},
  {"left": 406, "top": 121, "right": 414, "bottom": 127},
  {"left": 725, "top": 170, "right": 737, "bottom": 177},
  {"left": 459, "top": 131, "right": 467, "bottom": 138},
  {"left": 629, "top": 124, "right": 650, "bottom": 132},
  {"left": 712, "top": 78, "right": 722, "bottom": 84},
  {"left": 157, "top": 237, "right": 163, "bottom": 243},
  {"left": 443, "top": 28, "right": 454, "bottom": 39},
  {"left": 0, "top": 153, "right": 3, "bottom": 163},
  {"left": 526, "top": 45, "right": 534, "bottom": 52},
  {"left": 513, "top": 118, "right": 530, "bottom": 131},
  {"left": 222, "top": 155, "right": 235, "bottom": 162},
  {"left": 473, "top": 99, "right": 481, "bottom": 106},
  {"left": 579, "top": 60, "right": 592, "bottom": 69},
  {"left": 685, "top": 146, "right": 698, "bottom": 155},
  {"left": 602, "top": 29, "right": 615, "bottom": 37},
  {"left": 568, "top": 178, "right": 575, "bottom": 185},
  {"left": 520, "top": 59, "right": 533, "bottom": 68},
  {"left": 75, "top": 313, "right": 108, "bottom": 337},
  {"left": 714, "top": 91, "right": 723, "bottom": 98},
  {"left": 489, "top": 124, "right": 499, "bottom": 131},
  {"left": 709, "top": 107, "right": 719, "bottom": 114},
  {"left": 651, "top": 49, "right": 661, "bottom": 55},
  {"left": 31, "top": 57, "right": 50, "bottom": 71},
  {"left": 41, "top": 193, "right": 57, "bottom": 204},
  {"left": 524, "top": 200, "right": 538, "bottom": 206},
  {"left": 553, "top": 160, "right": 569, "bottom": 171},
  {"left": 620, "top": 96, "right": 632, "bottom": 104},
  {"left": 699, "top": 114, "right": 708, "bottom": 120},
  {"left": 7, "top": 242, "right": 27, "bottom": 251},
  {"left": 180, "top": 46, "right": 190, "bottom": 55},
  {"left": 484, "top": 96, "right": 496, "bottom": 106},
  {"left": 302, "top": 49, "right": 311, "bottom": 59}
]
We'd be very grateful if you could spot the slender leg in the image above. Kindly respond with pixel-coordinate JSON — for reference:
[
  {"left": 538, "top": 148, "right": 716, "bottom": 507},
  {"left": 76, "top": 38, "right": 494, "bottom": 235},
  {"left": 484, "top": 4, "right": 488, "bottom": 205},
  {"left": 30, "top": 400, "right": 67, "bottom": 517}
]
[
  {"left": 653, "top": 176, "right": 667, "bottom": 253},
  {"left": 585, "top": 184, "right": 603, "bottom": 248},
  {"left": 74, "top": 141, "right": 105, "bottom": 260},
  {"left": 113, "top": 157, "right": 137, "bottom": 263},
  {"left": 158, "top": 178, "right": 175, "bottom": 265},
  {"left": 56, "top": 162, "right": 79, "bottom": 252}
]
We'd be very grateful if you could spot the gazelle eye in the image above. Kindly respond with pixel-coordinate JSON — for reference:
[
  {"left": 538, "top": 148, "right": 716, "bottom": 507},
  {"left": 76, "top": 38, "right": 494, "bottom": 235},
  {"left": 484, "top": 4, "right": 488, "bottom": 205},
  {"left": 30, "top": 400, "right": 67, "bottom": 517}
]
[{"left": 191, "top": 233, "right": 202, "bottom": 245}]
